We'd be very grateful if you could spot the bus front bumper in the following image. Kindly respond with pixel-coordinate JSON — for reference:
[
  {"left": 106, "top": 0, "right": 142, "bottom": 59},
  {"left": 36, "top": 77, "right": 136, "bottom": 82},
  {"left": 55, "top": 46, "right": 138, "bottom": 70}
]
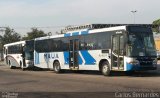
[
  {"left": 126, "top": 63, "right": 157, "bottom": 71},
  {"left": 25, "top": 60, "right": 34, "bottom": 68}
]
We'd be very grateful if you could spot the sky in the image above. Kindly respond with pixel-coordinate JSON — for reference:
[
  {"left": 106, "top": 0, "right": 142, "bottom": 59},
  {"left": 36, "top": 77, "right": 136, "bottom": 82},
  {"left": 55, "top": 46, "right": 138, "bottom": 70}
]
[{"left": 0, "top": 0, "right": 160, "bottom": 36}]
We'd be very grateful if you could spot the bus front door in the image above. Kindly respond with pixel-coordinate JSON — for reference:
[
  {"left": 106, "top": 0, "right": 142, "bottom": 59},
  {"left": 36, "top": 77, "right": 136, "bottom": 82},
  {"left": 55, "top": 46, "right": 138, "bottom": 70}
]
[
  {"left": 22, "top": 46, "right": 26, "bottom": 68},
  {"left": 69, "top": 39, "right": 79, "bottom": 70},
  {"left": 111, "top": 34, "right": 124, "bottom": 70}
]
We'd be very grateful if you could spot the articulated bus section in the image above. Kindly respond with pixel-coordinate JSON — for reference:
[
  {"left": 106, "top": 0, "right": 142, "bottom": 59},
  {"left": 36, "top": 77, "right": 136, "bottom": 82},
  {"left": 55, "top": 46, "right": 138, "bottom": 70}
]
[
  {"left": 33, "top": 24, "right": 157, "bottom": 76},
  {"left": 3, "top": 40, "right": 34, "bottom": 70}
]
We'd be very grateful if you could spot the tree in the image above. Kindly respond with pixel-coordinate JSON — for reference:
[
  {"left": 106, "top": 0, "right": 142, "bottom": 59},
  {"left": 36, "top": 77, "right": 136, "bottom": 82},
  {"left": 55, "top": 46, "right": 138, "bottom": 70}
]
[
  {"left": 0, "top": 27, "right": 21, "bottom": 51},
  {"left": 152, "top": 19, "right": 160, "bottom": 33},
  {"left": 22, "top": 28, "right": 47, "bottom": 40},
  {"left": 0, "top": 43, "right": 3, "bottom": 51}
]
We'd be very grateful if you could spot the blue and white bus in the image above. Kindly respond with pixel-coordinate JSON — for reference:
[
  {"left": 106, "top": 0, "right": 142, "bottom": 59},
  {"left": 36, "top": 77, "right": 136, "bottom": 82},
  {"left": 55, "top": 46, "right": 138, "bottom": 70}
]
[
  {"left": 3, "top": 40, "right": 34, "bottom": 70},
  {"left": 34, "top": 24, "right": 157, "bottom": 76}
]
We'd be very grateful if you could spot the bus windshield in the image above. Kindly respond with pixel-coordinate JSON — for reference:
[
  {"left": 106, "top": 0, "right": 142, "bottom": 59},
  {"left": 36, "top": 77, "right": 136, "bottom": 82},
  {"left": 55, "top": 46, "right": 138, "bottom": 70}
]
[
  {"left": 25, "top": 50, "right": 33, "bottom": 60},
  {"left": 25, "top": 40, "right": 34, "bottom": 60},
  {"left": 127, "top": 28, "right": 156, "bottom": 57}
]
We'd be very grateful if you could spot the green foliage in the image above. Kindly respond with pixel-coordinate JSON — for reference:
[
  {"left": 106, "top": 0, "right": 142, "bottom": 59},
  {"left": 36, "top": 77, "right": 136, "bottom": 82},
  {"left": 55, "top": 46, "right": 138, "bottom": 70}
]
[
  {"left": 0, "top": 43, "right": 3, "bottom": 51},
  {"left": 0, "top": 27, "right": 21, "bottom": 51},
  {"left": 22, "top": 28, "right": 47, "bottom": 40},
  {"left": 152, "top": 19, "right": 160, "bottom": 33},
  {"left": 0, "top": 27, "right": 21, "bottom": 44}
]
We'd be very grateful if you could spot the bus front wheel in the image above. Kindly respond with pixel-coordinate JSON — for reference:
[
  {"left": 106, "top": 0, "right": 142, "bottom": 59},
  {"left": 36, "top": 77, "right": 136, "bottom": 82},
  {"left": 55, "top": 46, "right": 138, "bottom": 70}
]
[
  {"left": 101, "top": 61, "right": 111, "bottom": 76},
  {"left": 20, "top": 61, "right": 25, "bottom": 71},
  {"left": 53, "top": 61, "right": 61, "bottom": 73},
  {"left": 8, "top": 60, "right": 13, "bottom": 69}
]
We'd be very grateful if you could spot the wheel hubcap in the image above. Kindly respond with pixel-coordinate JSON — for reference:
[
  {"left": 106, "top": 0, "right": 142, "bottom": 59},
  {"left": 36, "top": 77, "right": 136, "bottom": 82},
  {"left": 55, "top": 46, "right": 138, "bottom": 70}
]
[{"left": 103, "top": 65, "right": 108, "bottom": 72}]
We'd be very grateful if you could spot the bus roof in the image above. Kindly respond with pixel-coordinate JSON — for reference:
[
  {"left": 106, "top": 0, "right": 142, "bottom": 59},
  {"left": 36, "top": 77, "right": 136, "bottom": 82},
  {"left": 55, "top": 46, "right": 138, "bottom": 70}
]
[
  {"left": 35, "top": 25, "right": 127, "bottom": 41},
  {"left": 35, "top": 26, "right": 126, "bottom": 40},
  {"left": 4, "top": 41, "right": 26, "bottom": 47},
  {"left": 35, "top": 24, "right": 155, "bottom": 41}
]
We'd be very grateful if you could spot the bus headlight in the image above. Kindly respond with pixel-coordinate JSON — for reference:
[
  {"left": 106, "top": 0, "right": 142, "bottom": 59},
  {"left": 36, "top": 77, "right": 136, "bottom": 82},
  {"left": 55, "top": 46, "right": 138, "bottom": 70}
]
[
  {"left": 153, "top": 60, "right": 157, "bottom": 65},
  {"left": 127, "top": 60, "right": 139, "bottom": 65}
]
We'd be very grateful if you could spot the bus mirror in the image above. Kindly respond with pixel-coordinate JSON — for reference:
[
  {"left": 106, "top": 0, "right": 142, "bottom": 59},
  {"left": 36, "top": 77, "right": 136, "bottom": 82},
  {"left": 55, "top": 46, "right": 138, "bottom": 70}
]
[{"left": 21, "top": 54, "right": 25, "bottom": 57}]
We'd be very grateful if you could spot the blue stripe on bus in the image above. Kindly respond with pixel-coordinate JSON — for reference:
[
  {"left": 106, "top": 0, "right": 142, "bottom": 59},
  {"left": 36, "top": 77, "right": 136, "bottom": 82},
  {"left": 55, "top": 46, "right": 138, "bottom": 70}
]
[
  {"left": 81, "top": 30, "right": 89, "bottom": 35},
  {"left": 64, "top": 33, "right": 71, "bottom": 37},
  {"left": 80, "top": 51, "right": 96, "bottom": 65},
  {"left": 64, "top": 52, "right": 69, "bottom": 64},
  {"left": 64, "top": 52, "right": 83, "bottom": 65},
  {"left": 126, "top": 63, "right": 140, "bottom": 71},
  {"left": 78, "top": 53, "right": 83, "bottom": 65},
  {"left": 126, "top": 63, "right": 133, "bottom": 71},
  {"left": 64, "top": 30, "right": 88, "bottom": 37},
  {"left": 35, "top": 51, "right": 40, "bottom": 64},
  {"left": 72, "top": 32, "right": 79, "bottom": 36},
  {"left": 44, "top": 53, "right": 49, "bottom": 66}
]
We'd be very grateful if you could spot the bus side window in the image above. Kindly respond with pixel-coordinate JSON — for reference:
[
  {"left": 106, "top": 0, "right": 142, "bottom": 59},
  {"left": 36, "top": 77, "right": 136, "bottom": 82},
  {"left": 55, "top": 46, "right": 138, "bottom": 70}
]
[
  {"left": 22, "top": 46, "right": 25, "bottom": 57},
  {"left": 3, "top": 47, "right": 5, "bottom": 55},
  {"left": 120, "top": 35, "right": 124, "bottom": 56},
  {"left": 79, "top": 36, "right": 85, "bottom": 50}
]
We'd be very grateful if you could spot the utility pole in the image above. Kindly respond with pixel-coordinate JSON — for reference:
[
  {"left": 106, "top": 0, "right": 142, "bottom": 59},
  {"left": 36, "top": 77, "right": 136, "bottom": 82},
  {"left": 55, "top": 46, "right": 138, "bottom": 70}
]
[{"left": 131, "top": 10, "right": 137, "bottom": 24}]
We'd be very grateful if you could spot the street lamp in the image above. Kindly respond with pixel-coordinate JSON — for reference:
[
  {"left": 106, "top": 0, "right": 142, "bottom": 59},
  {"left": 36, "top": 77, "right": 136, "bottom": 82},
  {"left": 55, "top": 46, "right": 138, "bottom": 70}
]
[{"left": 131, "top": 10, "right": 137, "bottom": 24}]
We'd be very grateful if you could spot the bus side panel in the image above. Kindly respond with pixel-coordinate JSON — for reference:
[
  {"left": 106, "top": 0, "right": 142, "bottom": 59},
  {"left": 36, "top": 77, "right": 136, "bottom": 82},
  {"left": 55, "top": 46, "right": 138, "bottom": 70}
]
[
  {"left": 34, "top": 52, "right": 50, "bottom": 69},
  {"left": 78, "top": 50, "right": 109, "bottom": 70},
  {"left": 63, "top": 50, "right": 110, "bottom": 71},
  {"left": 34, "top": 52, "right": 66, "bottom": 69},
  {"left": 5, "top": 54, "right": 22, "bottom": 67},
  {"left": 33, "top": 50, "right": 111, "bottom": 71},
  {"left": 63, "top": 51, "right": 69, "bottom": 65}
]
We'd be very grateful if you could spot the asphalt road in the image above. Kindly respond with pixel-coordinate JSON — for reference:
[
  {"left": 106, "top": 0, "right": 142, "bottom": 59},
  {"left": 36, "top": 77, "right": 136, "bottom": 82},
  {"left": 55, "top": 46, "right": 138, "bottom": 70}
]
[{"left": 0, "top": 61, "right": 160, "bottom": 98}]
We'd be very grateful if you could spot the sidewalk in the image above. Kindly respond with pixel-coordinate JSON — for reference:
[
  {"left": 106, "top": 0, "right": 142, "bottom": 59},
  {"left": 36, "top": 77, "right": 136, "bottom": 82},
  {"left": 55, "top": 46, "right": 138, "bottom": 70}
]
[{"left": 0, "top": 61, "right": 6, "bottom": 66}]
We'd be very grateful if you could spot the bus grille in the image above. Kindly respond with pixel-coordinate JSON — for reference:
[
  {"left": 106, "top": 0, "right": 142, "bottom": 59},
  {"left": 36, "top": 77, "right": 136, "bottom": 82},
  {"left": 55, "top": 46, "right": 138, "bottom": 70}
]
[{"left": 136, "top": 57, "right": 154, "bottom": 66}]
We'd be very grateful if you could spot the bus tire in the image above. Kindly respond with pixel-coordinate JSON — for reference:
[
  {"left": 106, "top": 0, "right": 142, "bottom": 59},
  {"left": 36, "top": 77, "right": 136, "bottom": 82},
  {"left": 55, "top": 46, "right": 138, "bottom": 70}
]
[
  {"left": 101, "top": 61, "right": 111, "bottom": 76},
  {"left": 53, "top": 61, "right": 61, "bottom": 73},
  {"left": 22, "top": 68, "right": 25, "bottom": 71},
  {"left": 20, "top": 61, "right": 22, "bottom": 68},
  {"left": 10, "top": 66, "right": 14, "bottom": 69},
  {"left": 20, "top": 61, "right": 25, "bottom": 71}
]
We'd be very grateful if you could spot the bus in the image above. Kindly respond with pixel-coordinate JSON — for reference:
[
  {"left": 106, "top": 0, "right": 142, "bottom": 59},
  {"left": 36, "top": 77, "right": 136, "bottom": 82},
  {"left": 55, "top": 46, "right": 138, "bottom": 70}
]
[
  {"left": 34, "top": 24, "right": 157, "bottom": 76},
  {"left": 3, "top": 40, "right": 34, "bottom": 70}
]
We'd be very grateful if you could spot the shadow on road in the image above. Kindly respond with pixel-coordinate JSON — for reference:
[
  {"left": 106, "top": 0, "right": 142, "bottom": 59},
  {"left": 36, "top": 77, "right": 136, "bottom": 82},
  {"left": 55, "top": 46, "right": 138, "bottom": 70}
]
[
  {"left": 2, "top": 64, "right": 160, "bottom": 77},
  {"left": 109, "top": 70, "right": 160, "bottom": 77},
  {"left": 53, "top": 70, "right": 160, "bottom": 77}
]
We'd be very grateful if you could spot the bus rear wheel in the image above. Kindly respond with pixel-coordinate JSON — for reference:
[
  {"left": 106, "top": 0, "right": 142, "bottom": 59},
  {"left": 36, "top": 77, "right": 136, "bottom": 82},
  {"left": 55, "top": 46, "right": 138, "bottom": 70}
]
[
  {"left": 53, "top": 61, "right": 61, "bottom": 73},
  {"left": 101, "top": 61, "right": 111, "bottom": 76},
  {"left": 10, "top": 66, "right": 14, "bottom": 69}
]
